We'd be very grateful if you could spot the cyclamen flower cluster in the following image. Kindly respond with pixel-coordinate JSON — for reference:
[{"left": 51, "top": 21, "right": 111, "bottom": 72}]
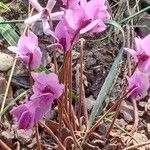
[
  {"left": 25, "top": 0, "right": 110, "bottom": 52},
  {"left": 11, "top": 72, "right": 64, "bottom": 129},
  {"left": 9, "top": 0, "right": 110, "bottom": 129},
  {"left": 126, "top": 34, "right": 150, "bottom": 100}
]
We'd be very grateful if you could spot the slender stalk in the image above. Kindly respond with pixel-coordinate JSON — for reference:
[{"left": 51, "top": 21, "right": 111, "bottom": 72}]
[
  {"left": 0, "top": 58, "right": 17, "bottom": 118},
  {"left": 105, "top": 118, "right": 138, "bottom": 143},
  {"left": 35, "top": 123, "right": 42, "bottom": 150},
  {"left": 63, "top": 108, "right": 81, "bottom": 149},
  {"left": 81, "top": 96, "right": 124, "bottom": 145},
  {"left": 131, "top": 100, "right": 139, "bottom": 133},
  {"left": 69, "top": 50, "right": 72, "bottom": 115},
  {"left": 126, "top": 25, "right": 132, "bottom": 76},
  {"left": 105, "top": 87, "right": 131, "bottom": 137},
  {"left": 83, "top": 98, "right": 120, "bottom": 141},
  {"left": 119, "top": 6, "right": 150, "bottom": 24},
  {"left": 105, "top": 92, "right": 126, "bottom": 137},
  {"left": 39, "top": 122, "right": 66, "bottom": 150},
  {"left": 77, "top": 39, "right": 84, "bottom": 122},
  {"left": 0, "top": 139, "right": 12, "bottom": 150}
]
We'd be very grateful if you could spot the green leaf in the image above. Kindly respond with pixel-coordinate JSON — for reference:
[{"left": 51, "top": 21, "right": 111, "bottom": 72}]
[
  {"left": 0, "top": 90, "right": 29, "bottom": 116},
  {"left": 35, "top": 65, "right": 50, "bottom": 73},
  {"left": 0, "top": 2, "right": 10, "bottom": 11},
  {"left": 82, "top": 20, "right": 125, "bottom": 144},
  {"left": 0, "top": 17, "right": 19, "bottom": 46}
]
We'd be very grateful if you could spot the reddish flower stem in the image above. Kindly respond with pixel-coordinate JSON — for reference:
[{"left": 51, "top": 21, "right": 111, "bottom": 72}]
[
  {"left": 131, "top": 100, "right": 139, "bottom": 133},
  {"left": 77, "top": 39, "right": 84, "bottom": 121},
  {"left": 105, "top": 88, "right": 129, "bottom": 137},
  {"left": 0, "top": 139, "right": 12, "bottom": 150},
  {"left": 35, "top": 123, "right": 42, "bottom": 150},
  {"left": 39, "top": 122, "right": 66, "bottom": 150}
]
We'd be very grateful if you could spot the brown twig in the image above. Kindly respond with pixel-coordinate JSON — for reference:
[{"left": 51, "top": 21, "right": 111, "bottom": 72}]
[
  {"left": 39, "top": 122, "right": 66, "bottom": 150},
  {"left": 86, "top": 98, "right": 120, "bottom": 139},
  {"left": 63, "top": 108, "right": 81, "bottom": 149},
  {"left": 123, "top": 140, "right": 150, "bottom": 150},
  {"left": 105, "top": 91, "right": 127, "bottom": 137},
  {"left": 0, "top": 139, "right": 12, "bottom": 150}
]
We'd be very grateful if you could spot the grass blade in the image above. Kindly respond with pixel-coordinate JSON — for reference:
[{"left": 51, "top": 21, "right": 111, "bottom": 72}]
[
  {"left": 82, "top": 20, "right": 125, "bottom": 144},
  {"left": 0, "top": 17, "right": 19, "bottom": 45},
  {"left": 0, "top": 90, "right": 29, "bottom": 116},
  {"left": 0, "top": 2, "right": 10, "bottom": 11}
]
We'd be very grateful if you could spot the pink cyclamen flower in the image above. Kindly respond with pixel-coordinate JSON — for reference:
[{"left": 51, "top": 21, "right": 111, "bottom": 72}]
[
  {"left": 64, "top": 0, "right": 110, "bottom": 34},
  {"left": 62, "top": 0, "right": 80, "bottom": 9},
  {"left": 48, "top": 19, "right": 78, "bottom": 52},
  {"left": 31, "top": 72, "right": 64, "bottom": 100},
  {"left": 8, "top": 32, "right": 42, "bottom": 70},
  {"left": 10, "top": 72, "right": 64, "bottom": 129},
  {"left": 25, "top": 0, "right": 64, "bottom": 35},
  {"left": 10, "top": 95, "right": 54, "bottom": 129},
  {"left": 127, "top": 70, "right": 150, "bottom": 101},
  {"left": 126, "top": 34, "right": 150, "bottom": 73}
]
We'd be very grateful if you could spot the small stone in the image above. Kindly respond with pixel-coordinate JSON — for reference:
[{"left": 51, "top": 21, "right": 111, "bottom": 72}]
[
  {"left": 0, "top": 53, "right": 13, "bottom": 71},
  {"left": 0, "top": 77, "right": 13, "bottom": 105},
  {"left": 0, "top": 131, "right": 14, "bottom": 147},
  {"left": 17, "top": 129, "right": 33, "bottom": 145}
]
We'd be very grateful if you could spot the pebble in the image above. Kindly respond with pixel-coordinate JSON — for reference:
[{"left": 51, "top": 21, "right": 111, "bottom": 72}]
[{"left": 0, "top": 53, "right": 13, "bottom": 71}]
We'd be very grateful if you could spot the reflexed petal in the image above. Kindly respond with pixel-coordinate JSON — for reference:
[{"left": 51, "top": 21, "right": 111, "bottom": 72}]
[
  {"left": 29, "top": 0, "right": 43, "bottom": 12},
  {"left": 24, "top": 13, "right": 41, "bottom": 25},
  {"left": 10, "top": 105, "right": 28, "bottom": 121},
  {"left": 80, "top": 0, "right": 87, "bottom": 7},
  {"left": 8, "top": 46, "right": 21, "bottom": 55},
  {"left": 47, "top": 43, "right": 63, "bottom": 49},
  {"left": 127, "top": 70, "right": 150, "bottom": 101},
  {"left": 31, "top": 72, "right": 59, "bottom": 85},
  {"left": 18, "top": 32, "right": 38, "bottom": 53},
  {"left": 140, "top": 34, "right": 150, "bottom": 55},
  {"left": 46, "top": 0, "right": 56, "bottom": 11},
  {"left": 80, "top": 19, "right": 100, "bottom": 34},
  {"left": 51, "top": 11, "right": 64, "bottom": 20},
  {"left": 138, "top": 58, "right": 150, "bottom": 73},
  {"left": 30, "top": 47, "right": 42, "bottom": 70},
  {"left": 42, "top": 20, "right": 50, "bottom": 35},
  {"left": 17, "top": 55, "right": 30, "bottom": 64},
  {"left": 18, "top": 111, "right": 31, "bottom": 129}
]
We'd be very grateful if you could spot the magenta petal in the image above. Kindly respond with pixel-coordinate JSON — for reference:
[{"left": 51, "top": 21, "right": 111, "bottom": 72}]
[
  {"left": 30, "top": 47, "right": 42, "bottom": 70},
  {"left": 8, "top": 46, "right": 21, "bottom": 55},
  {"left": 10, "top": 105, "right": 28, "bottom": 121},
  {"left": 18, "top": 32, "right": 38, "bottom": 53},
  {"left": 29, "top": 0, "right": 43, "bottom": 12},
  {"left": 42, "top": 20, "right": 50, "bottom": 35},
  {"left": 51, "top": 11, "right": 64, "bottom": 20},
  {"left": 138, "top": 58, "right": 150, "bottom": 73},
  {"left": 24, "top": 13, "right": 41, "bottom": 25},
  {"left": 17, "top": 55, "right": 30, "bottom": 64},
  {"left": 140, "top": 34, "right": 150, "bottom": 55},
  {"left": 46, "top": 0, "right": 56, "bottom": 10},
  {"left": 127, "top": 70, "right": 150, "bottom": 101},
  {"left": 80, "top": 19, "right": 100, "bottom": 34},
  {"left": 18, "top": 111, "right": 31, "bottom": 129}
]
